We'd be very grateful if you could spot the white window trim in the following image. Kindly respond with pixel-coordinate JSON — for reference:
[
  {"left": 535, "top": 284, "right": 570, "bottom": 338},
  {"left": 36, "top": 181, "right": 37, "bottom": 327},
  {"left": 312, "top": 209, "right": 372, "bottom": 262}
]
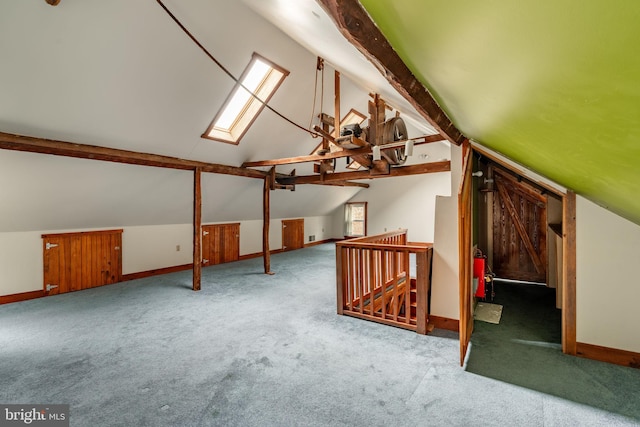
[
  {"left": 345, "top": 202, "right": 367, "bottom": 237},
  {"left": 202, "top": 53, "right": 289, "bottom": 145}
]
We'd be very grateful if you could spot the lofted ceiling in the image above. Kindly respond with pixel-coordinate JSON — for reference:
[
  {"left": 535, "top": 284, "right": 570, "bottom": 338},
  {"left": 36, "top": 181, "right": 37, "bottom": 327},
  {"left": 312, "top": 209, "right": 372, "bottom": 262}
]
[
  {"left": 0, "top": 0, "right": 450, "bottom": 232},
  {"left": 353, "top": 0, "right": 640, "bottom": 225},
  {"left": 2, "top": 0, "right": 638, "bottom": 232}
]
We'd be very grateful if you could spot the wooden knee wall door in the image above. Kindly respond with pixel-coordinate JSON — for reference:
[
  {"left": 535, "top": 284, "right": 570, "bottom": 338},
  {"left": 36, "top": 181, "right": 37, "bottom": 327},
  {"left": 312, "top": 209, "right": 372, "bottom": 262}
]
[
  {"left": 282, "top": 219, "right": 304, "bottom": 251},
  {"left": 42, "top": 229, "right": 123, "bottom": 295},
  {"left": 201, "top": 223, "right": 240, "bottom": 267}
]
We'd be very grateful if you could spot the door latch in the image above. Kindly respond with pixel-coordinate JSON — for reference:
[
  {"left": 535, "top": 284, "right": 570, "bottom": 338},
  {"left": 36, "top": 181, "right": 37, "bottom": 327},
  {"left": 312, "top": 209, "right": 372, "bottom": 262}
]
[
  {"left": 46, "top": 284, "right": 59, "bottom": 292},
  {"left": 203, "top": 231, "right": 209, "bottom": 236},
  {"left": 45, "top": 242, "right": 59, "bottom": 250},
  {"left": 203, "top": 259, "right": 209, "bottom": 264}
]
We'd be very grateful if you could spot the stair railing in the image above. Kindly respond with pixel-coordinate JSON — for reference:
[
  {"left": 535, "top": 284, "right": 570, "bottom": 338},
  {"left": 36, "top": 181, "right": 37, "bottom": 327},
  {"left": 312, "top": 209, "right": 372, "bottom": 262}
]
[{"left": 335, "top": 230, "right": 433, "bottom": 334}]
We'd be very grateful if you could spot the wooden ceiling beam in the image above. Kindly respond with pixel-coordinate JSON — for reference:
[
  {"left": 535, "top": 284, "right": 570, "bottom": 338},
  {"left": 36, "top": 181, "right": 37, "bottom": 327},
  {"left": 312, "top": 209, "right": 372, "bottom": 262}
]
[
  {"left": 243, "top": 146, "right": 371, "bottom": 168},
  {"left": 311, "top": 180, "right": 370, "bottom": 188},
  {"left": 0, "top": 131, "right": 266, "bottom": 179},
  {"left": 243, "top": 134, "right": 444, "bottom": 168},
  {"left": 278, "top": 161, "right": 451, "bottom": 185},
  {"left": 317, "top": 0, "right": 466, "bottom": 145}
]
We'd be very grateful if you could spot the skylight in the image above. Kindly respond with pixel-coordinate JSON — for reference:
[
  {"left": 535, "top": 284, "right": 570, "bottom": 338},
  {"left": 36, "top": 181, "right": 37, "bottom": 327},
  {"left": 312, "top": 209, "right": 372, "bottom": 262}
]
[{"left": 203, "top": 53, "right": 289, "bottom": 144}]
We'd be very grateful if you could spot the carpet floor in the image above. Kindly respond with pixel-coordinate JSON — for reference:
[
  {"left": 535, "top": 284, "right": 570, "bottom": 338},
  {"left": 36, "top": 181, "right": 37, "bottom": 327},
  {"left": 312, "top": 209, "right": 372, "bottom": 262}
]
[{"left": 1, "top": 244, "right": 639, "bottom": 426}]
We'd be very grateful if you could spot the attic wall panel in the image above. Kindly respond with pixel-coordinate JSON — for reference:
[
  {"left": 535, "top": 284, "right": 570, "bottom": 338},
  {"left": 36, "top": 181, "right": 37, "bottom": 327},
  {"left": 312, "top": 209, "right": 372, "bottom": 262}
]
[
  {"left": 0, "top": 215, "right": 338, "bottom": 297},
  {"left": 576, "top": 196, "right": 640, "bottom": 353}
]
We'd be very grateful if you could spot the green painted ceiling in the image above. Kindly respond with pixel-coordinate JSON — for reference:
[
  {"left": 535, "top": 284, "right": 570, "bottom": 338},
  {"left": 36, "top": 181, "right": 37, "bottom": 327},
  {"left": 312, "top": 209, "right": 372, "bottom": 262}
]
[{"left": 360, "top": 0, "right": 640, "bottom": 224}]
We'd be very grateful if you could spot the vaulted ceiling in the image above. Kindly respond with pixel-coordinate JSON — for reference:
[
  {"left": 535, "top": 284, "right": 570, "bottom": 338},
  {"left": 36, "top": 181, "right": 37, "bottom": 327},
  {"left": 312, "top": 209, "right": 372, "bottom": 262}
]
[
  {"left": 0, "top": 0, "right": 446, "bottom": 232},
  {"left": 5, "top": 0, "right": 635, "bottom": 232}
]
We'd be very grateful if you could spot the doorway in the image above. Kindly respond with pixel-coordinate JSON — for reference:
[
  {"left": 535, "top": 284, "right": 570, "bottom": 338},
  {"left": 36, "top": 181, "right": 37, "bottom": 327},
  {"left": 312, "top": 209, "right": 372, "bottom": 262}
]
[{"left": 459, "top": 147, "right": 576, "bottom": 364}]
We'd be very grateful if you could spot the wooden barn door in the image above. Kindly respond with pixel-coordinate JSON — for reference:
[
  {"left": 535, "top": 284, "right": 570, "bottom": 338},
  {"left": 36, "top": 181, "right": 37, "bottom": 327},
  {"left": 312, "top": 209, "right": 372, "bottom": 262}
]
[
  {"left": 282, "top": 219, "right": 304, "bottom": 251},
  {"left": 492, "top": 168, "right": 547, "bottom": 282},
  {"left": 201, "top": 223, "right": 240, "bottom": 266},
  {"left": 43, "top": 229, "right": 122, "bottom": 295}
]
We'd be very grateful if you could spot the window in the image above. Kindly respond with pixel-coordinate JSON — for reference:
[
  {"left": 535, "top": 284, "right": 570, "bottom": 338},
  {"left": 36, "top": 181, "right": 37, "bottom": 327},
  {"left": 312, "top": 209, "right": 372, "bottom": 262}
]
[
  {"left": 310, "top": 108, "right": 366, "bottom": 156},
  {"left": 202, "top": 53, "right": 289, "bottom": 144},
  {"left": 345, "top": 202, "right": 367, "bottom": 237}
]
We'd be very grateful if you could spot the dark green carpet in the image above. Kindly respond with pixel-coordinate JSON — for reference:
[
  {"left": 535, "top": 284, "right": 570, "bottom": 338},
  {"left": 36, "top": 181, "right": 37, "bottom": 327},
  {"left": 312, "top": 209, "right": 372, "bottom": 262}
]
[
  {"left": 467, "top": 280, "right": 640, "bottom": 421},
  {"left": 1, "top": 245, "right": 639, "bottom": 426}
]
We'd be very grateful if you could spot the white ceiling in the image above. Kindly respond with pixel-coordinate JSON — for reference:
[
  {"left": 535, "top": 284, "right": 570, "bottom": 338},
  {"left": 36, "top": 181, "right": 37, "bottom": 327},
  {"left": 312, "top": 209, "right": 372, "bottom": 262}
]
[{"left": 0, "top": 0, "right": 448, "bottom": 232}]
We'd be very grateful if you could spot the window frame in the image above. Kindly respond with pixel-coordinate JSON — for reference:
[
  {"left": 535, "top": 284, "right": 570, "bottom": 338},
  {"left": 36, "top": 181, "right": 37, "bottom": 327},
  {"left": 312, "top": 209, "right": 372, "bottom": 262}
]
[
  {"left": 344, "top": 202, "right": 367, "bottom": 238},
  {"left": 202, "top": 52, "right": 289, "bottom": 145}
]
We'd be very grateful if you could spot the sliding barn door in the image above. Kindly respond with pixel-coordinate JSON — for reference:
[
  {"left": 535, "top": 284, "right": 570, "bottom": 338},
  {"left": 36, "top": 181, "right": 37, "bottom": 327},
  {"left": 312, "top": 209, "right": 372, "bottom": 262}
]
[
  {"left": 43, "top": 229, "right": 122, "bottom": 295},
  {"left": 201, "top": 223, "right": 240, "bottom": 266},
  {"left": 282, "top": 219, "right": 304, "bottom": 251},
  {"left": 492, "top": 169, "right": 547, "bottom": 283}
]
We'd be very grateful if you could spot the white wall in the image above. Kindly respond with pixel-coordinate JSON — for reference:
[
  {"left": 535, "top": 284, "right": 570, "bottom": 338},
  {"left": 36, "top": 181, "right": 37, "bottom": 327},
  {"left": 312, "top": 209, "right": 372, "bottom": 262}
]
[
  {"left": 342, "top": 172, "right": 451, "bottom": 243},
  {"left": 576, "top": 197, "right": 640, "bottom": 353},
  {"left": 430, "top": 144, "right": 463, "bottom": 320},
  {"left": 0, "top": 215, "right": 336, "bottom": 297},
  {"left": 335, "top": 141, "right": 452, "bottom": 242},
  {"left": 122, "top": 224, "right": 194, "bottom": 274},
  {"left": 0, "top": 232, "right": 42, "bottom": 296}
]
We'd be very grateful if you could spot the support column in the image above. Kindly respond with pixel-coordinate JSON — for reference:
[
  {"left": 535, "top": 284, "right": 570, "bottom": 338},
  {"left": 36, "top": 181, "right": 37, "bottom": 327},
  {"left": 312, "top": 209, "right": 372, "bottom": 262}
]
[
  {"left": 562, "top": 190, "right": 577, "bottom": 355},
  {"left": 193, "top": 167, "right": 202, "bottom": 291},
  {"left": 263, "top": 168, "right": 274, "bottom": 275}
]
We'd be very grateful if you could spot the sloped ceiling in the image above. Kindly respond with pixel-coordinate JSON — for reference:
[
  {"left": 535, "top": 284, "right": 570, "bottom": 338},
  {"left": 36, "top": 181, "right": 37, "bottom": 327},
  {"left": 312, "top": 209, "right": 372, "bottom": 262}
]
[
  {"left": 0, "top": 0, "right": 440, "bottom": 232},
  {"left": 355, "top": 0, "right": 640, "bottom": 225}
]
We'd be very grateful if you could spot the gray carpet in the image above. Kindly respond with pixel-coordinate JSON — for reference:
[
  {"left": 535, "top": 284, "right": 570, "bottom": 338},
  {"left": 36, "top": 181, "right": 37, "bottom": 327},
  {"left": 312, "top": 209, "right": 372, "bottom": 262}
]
[{"left": 0, "top": 244, "right": 638, "bottom": 426}]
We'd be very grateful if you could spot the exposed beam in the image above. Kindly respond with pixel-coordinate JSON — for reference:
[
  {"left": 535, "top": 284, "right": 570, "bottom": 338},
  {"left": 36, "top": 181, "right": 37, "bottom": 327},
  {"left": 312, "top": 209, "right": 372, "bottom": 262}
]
[
  {"left": 317, "top": 0, "right": 465, "bottom": 145},
  {"left": 46, "top": 0, "right": 61, "bottom": 5},
  {"left": 243, "top": 147, "right": 371, "bottom": 168},
  {"left": 312, "top": 125, "right": 337, "bottom": 144},
  {"left": 0, "top": 131, "right": 266, "bottom": 179},
  {"left": 310, "top": 181, "right": 370, "bottom": 188},
  {"left": 242, "top": 134, "right": 444, "bottom": 168},
  {"left": 278, "top": 161, "right": 451, "bottom": 185}
]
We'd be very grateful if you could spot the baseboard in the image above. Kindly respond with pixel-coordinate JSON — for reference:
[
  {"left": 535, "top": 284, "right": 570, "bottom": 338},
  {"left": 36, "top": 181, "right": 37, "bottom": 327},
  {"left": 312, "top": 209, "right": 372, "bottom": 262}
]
[
  {"left": 238, "top": 240, "right": 335, "bottom": 261},
  {"left": 305, "top": 238, "right": 339, "bottom": 248},
  {"left": 121, "top": 264, "right": 193, "bottom": 282},
  {"left": 238, "top": 248, "right": 285, "bottom": 261},
  {"left": 429, "top": 315, "right": 460, "bottom": 332},
  {"left": 576, "top": 342, "right": 640, "bottom": 369},
  {"left": 0, "top": 290, "right": 45, "bottom": 305},
  {"left": 94, "top": 240, "right": 339, "bottom": 283}
]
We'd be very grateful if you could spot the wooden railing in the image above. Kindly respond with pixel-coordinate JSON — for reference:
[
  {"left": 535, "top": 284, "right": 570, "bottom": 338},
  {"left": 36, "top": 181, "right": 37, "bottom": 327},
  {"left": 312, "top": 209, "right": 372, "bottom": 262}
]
[{"left": 336, "top": 230, "right": 433, "bottom": 334}]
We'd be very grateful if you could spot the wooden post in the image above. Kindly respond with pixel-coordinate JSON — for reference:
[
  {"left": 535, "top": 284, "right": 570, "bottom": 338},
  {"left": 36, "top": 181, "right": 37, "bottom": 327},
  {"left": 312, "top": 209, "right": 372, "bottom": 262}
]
[
  {"left": 562, "top": 190, "right": 577, "bottom": 355},
  {"left": 263, "top": 169, "right": 274, "bottom": 275},
  {"left": 334, "top": 70, "right": 341, "bottom": 140},
  {"left": 416, "top": 250, "right": 429, "bottom": 334},
  {"left": 336, "top": 244, "right": 344, "bottom": 315},
  {"left": 193, "top": 168, "right": 202, "bottom": 291}
]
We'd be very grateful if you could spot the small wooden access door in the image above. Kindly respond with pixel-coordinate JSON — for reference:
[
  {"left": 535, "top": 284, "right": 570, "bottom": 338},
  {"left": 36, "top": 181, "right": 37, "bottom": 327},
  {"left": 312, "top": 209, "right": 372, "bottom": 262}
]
[
  {"left": 492, "top": 168, "right": 547, "bottom": 283},
  {"left": 282, "top": 219, "right": 304, "bottom": 251},
  {"left": 42, "top": 229, "right": 122, "bottom": 295},
  {"left": 201, "top": 223, "right": 240, "bottom": 266}
]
